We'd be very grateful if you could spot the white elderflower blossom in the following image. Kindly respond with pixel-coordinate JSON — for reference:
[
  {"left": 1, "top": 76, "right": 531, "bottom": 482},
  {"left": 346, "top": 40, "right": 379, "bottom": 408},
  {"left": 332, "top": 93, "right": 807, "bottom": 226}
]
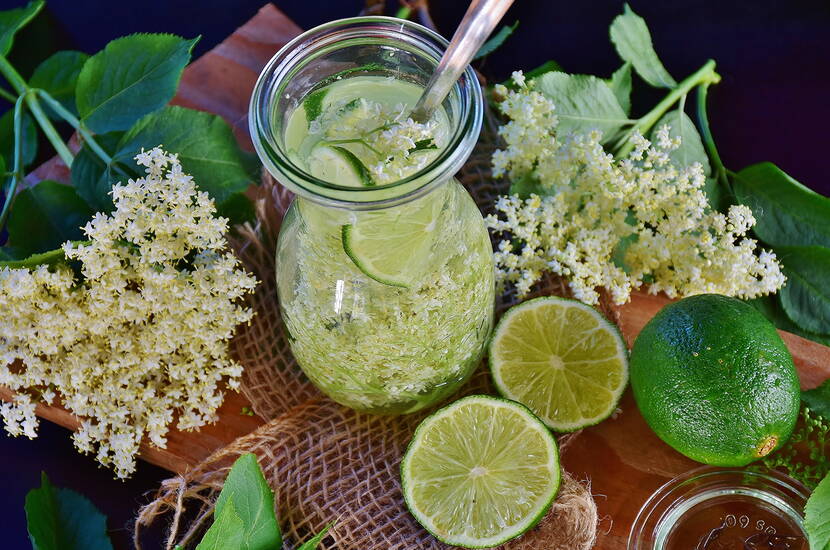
[
  {"left": 0, "top": 148, "right": 257, "bottom": 478},
  {"left": 487, "top": 76, "right": 784, "bottom": 305}
]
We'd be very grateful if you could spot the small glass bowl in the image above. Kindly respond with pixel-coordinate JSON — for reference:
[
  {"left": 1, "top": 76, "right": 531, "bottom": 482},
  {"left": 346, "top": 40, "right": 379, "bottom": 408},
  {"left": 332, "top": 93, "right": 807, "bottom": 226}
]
[{"left": 628, "top": 467, "right": 810, "bottom": 550}]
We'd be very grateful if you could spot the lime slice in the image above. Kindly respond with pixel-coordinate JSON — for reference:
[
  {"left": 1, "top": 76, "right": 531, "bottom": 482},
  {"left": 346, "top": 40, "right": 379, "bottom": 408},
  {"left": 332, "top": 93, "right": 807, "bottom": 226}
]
[
  {"left": 341, "top": 194, "right": 443, "bottom": 287},
  {"left": 489, "top": 296, "right": 628, "bottom": 432},
  {"left": 401, "top": 395, "right": 560, "bottom": 548},
  {"left": 307, "top": 145, "right": 374, "bottom": 187}
]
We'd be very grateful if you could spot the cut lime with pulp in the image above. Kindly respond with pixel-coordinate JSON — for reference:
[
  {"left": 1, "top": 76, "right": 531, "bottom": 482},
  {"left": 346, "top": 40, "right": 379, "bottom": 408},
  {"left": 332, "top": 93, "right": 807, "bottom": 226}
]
[
  {"left": 307, "top": 144, "right": 374, "bottom": 187},
  {"left": 489, "top": 296, "right": 628, "bottom": 432},
  {"left": 401, "top": 395, "right": 560, "bottom": 548},
  {"left": 341, "top": 194, "right": 444, "bottom": 287}
]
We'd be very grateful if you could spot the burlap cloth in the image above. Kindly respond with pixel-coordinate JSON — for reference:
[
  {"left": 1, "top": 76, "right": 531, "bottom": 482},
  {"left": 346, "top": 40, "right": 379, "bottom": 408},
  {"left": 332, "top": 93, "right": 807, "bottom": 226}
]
[{"left": 134, "top": 113, "right": 604, "bottom": 549}]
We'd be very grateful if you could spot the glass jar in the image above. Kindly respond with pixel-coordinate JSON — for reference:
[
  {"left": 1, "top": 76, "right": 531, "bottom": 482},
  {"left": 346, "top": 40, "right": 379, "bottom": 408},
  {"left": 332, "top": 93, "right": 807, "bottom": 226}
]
[
  {"left": 628, "top": 467, "right": 809, "bottom": 550},
  {"left": 249, "top": 17, "right": 495, "bottom": 414}
]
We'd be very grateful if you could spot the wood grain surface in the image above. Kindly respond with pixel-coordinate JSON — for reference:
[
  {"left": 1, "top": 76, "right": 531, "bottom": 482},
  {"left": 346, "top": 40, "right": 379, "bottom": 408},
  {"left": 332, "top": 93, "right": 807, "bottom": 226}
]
[{"left": 4, "top": 4, "right": 829, "bottom": 548}]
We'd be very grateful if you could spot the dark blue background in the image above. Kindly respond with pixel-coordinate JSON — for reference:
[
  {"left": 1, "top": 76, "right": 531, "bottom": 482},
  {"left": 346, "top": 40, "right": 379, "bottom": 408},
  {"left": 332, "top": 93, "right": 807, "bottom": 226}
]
[{"left": 0, "top": 1, "right": 828, "bottom": 549}]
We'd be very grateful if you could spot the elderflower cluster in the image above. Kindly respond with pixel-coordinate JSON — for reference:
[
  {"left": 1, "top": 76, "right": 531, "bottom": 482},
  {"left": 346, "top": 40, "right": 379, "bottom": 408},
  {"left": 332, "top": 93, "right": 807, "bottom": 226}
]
[
  {"left": 0, "top": 148, "right": 257, "bottom": 478},
  {"left": 311, "top": 95, "right": 443, "bottom": 184},
  {"left": 486, "top": 73, "right": 785, "bottom": 305}
]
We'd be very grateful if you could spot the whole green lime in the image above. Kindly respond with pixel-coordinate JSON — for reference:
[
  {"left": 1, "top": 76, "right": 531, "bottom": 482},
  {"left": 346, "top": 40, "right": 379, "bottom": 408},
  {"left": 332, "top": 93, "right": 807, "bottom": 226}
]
[{"left": 630, "top": 294, "right": 800, "bottom": 466}]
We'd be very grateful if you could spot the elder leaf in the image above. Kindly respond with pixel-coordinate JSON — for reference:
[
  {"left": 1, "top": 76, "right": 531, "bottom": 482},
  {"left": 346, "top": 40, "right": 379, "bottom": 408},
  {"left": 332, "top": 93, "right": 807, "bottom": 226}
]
[
  {"left": 196, "top": 497, "right": 245, "bottom": 550},
  {"left": 777, "top": 246, "right": 830, "bottom": 335},
  {"left": 608, "top": 63, "right": 632, "bottom": 116},
  {"left": 805, "top": 473, "right": 830, "bottom": 550},
  {"left": 609, "top": 4, "right": 676, "bottom": 88},
  {"left": 30, "top": 51, "right": 89, "bottom": 118},
  {"left": 0, "top": 0, "right": 43, "bottom": 56},
  {"left": 474, "top": 21, "right": 518, "bottom": 60},
  {"left": 25, "top": 472, "right": 114, "bottom": 550},
  {"left": 534, "top": 72, "right": 629, "bottom": 141},
  {"left": 803, "top": 380, "right": 830, "bottom": 422},
  {"left": 297, "top": 523, "right": 334, "bottom": 550},
  {"left": 733, "top": 162, "right": 830, "bottom": 249},
  {"left": 0, "top": 108, "right": 38, "bottom": 168},
  {"left": 7, "top": 180, "right": 92, "bottom": 257},
  {"left": 213, "top": 454, "right": 282, "bottom": 550},
  {"left": 76, "top": 33, "right": 198, "bottom": 134}
]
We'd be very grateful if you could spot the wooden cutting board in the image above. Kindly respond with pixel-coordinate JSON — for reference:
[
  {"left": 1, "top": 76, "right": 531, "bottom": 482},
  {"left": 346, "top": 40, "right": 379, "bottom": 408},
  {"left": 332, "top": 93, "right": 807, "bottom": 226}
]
[{"left": 4, "top": 5, "right": 829, "bottom": 549}]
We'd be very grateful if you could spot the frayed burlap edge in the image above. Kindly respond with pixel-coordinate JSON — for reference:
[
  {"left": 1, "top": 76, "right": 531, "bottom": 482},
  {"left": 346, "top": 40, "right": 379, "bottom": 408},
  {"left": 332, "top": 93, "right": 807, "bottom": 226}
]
[{"left": 134, "top": 101, "right": 602, "bottom": 550}]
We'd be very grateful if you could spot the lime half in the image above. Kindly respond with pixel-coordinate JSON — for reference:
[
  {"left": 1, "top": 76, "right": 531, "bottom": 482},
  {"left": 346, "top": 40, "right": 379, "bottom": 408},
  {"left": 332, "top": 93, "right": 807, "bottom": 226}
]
[
  {"left": 341, "top": 194, "right": 443, "bottom": 287},
  {"left": 489, "top": 296, "right": 628, "bottom": 432},
  {"left": 401, "top": 395, "right": 560, "bottom": 548}
]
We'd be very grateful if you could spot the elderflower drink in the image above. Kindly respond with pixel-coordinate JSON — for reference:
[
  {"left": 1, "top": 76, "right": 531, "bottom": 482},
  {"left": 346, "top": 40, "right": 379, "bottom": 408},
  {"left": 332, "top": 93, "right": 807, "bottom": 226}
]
[{"left": 250, "top": 17, "right": 495, "bottom": 414}]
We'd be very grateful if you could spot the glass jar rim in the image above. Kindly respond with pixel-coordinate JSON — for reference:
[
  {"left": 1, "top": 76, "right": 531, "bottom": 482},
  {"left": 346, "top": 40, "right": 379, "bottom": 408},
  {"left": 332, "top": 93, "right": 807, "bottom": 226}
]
[
  {"left": 628, "top": 466, "right": 810, "bottom": 550},
  {"left": 248, "top": 16, "right": 483, "bottom": 210}
]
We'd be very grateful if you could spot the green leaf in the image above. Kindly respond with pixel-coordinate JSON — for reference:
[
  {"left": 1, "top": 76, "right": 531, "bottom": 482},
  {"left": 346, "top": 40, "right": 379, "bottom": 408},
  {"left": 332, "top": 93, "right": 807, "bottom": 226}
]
[
  {"left": 534, "top": 72, "right": 629, "bottom": 140},
  {"left": 651, "top": 109, "right": 721, "bottom": 208},
  {"left": 297, "top": 523, "right": 334, "bottom": 550},
  {"left": 607, "top": 63, "right": 632, "bottom": 116},
  {"left": 7, "top": 180, "right": 93, "bottom": 257},
  {"left": 732, "top": 162, "right": 830, "bottom": 248},
  {"left": 524, "top": 60, "right": 562, "bottom": 81},
  {"left": 803, "top": 380, "right": 830, "bottom": 422},
  {"left": 777, "top": 246, "right": 830, "bottom": 335},
  {"left": 218, "top": 192, "right": 255, "bottom": 226},
  {"left": 0, "top": 108, "right": 38, "bottom": 168},
  {"left": 71, "top": 131, "right": 129, "bottom": 213},
  {"left": 609, "top": 4, "right": 677, "bottom": 88},
  {"left": 214, "top": 454, "right": 282, "bottom": 550},
  {"left": 473, "top": 21, "right": 518, "bottom": 60},
  {"left": 111, "top": 106, "right": 253, "bottom": 204},
  {"left": 25, "top": 472, "right": 114, "bottom": 550},
  {"left": 196, "top": 497, "right": 245, "bottom": 550},
  {"left": 0, "top": 0, "right": 43, "bottom": 56},
  {"left": 409, "top": 138, "right": 438, "bottom": 153},
  {"left": 30, "top": 51, "right": 90, "bottom": 118},
  {"left": 76, "top": 33, "right": 198, "bottom": 134},
  {"left": 749, "top": 295, "right": 830, "bottom": 347},
  {"left": 805, "top": 472, "right": 830, "bottom": 550}
]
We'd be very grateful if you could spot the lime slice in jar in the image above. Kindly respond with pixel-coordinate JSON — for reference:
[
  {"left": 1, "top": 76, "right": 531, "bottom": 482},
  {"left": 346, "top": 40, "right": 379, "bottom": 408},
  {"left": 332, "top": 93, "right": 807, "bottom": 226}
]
[
  {"left": 341, "top": 193, "right": 444, "bottom": 287},
  {"left": 307, "top": 144, "right": 375, "bottom": 187},
  {"left": 401, "top": 395, "right": 561, "bottom": 548},
  {"left": 489, "top": 296, "right": 629, "bottom": 432}
]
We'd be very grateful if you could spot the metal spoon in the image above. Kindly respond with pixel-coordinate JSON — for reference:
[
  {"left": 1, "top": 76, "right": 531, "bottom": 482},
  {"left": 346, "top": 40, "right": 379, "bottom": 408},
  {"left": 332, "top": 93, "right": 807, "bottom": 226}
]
[{"left": 410, "top": 0, "right": 515, "bottom": 122}]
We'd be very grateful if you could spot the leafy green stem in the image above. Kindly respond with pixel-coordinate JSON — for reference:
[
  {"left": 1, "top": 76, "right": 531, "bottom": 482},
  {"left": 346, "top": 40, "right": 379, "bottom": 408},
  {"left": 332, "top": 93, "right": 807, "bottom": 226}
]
[
  {"left": 696, "top": 82, "right": 729, "bottom": 190},
  {"left": 615, "top": 59, "right": 720, "bottom": 158},
  {"left": 322, "top": 138, "right": 382, "bottom": 156},
  {"left": 34, "top": 89, "right": 115, "bottom": 167},
  {"left": 0, "top": 94, "right": 27, "bottom": 229},
  {"left": 0, "top": 86, "right": 16, "bottom": 103},
  {"left": 0, "top": 54, "right": 74, "bottom": 168}
]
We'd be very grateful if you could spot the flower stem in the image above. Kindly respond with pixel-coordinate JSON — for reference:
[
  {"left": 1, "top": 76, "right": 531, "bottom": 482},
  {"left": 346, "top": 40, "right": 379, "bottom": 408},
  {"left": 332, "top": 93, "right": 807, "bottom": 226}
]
[
  {"left": 696, "top": 82, "right": 729, "bottom": 191},
  {"left": 0, "top": 54, "right": 74, "bottom": 168},
  {"left": 0, "top": 94, "right": 27, "bottom": 230},
  {"left": 0, "top": 86, "right": 16, "bottom": 103},
  {"left": 35, "top": 89, "right": 114, "bottom": 166},
  {"left": 615, "top": 59, "right": 721, "bottom": 158}
]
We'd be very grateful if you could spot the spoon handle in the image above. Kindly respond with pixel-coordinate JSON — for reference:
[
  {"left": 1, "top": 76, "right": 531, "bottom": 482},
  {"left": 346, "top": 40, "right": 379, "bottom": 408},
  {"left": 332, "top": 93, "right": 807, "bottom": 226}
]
[{"left": 411, "top": 0, "right": 515, "bottom": 122}]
